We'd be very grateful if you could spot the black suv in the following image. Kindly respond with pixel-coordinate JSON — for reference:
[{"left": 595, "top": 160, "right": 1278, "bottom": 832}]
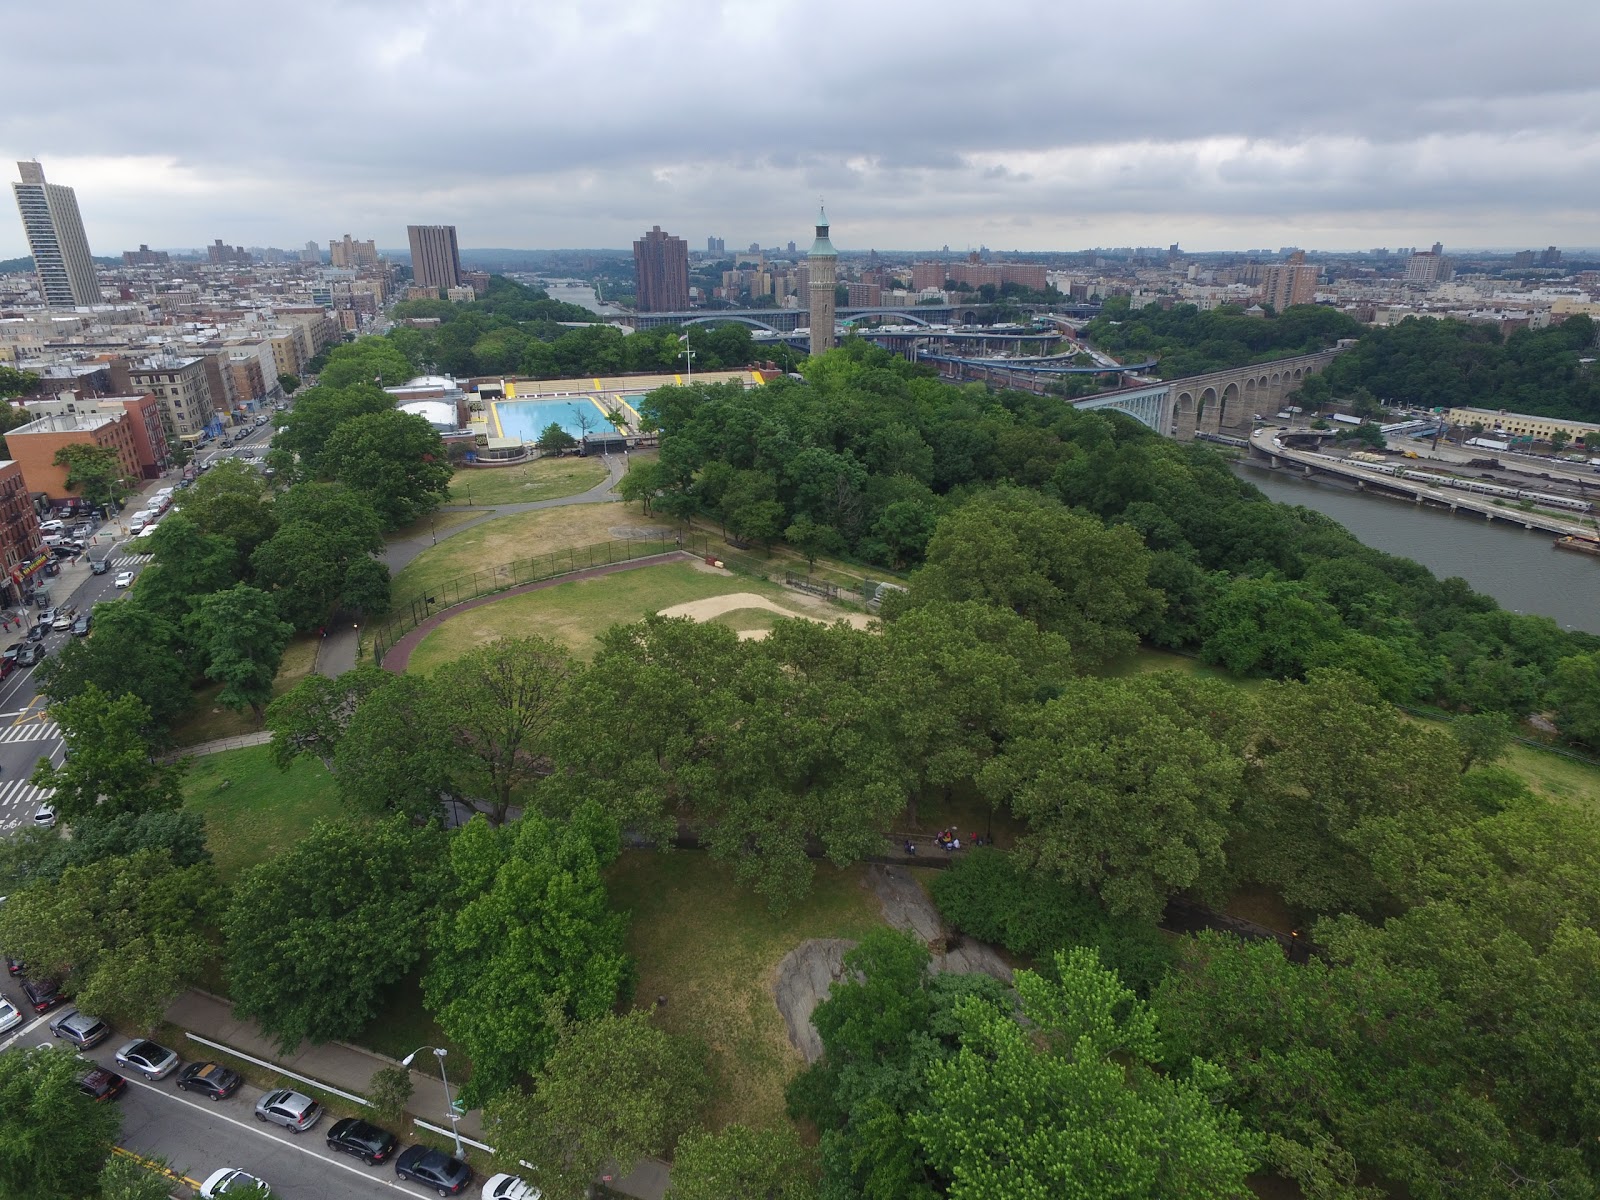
[
  {"left": 20, "top": 977, "right": 63, "bottom": 1013},
  {"left": 90, "top": 558, "right": 109, "bottom": 575}
]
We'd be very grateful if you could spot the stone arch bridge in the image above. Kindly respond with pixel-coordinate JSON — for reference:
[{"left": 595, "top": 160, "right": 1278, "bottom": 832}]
[{"left": 1065, "top": 347, "right": 1348, "bottom": 438}]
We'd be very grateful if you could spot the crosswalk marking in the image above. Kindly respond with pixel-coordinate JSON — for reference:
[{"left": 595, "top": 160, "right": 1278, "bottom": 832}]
[
  {"left": 110, "top": 554, "right": 152, "bottom": 567},
  {"left": 0, "top": 721, "right": 59, "bottom": 745},
  {"left": 0, "top": 777, "right": 55, "bottom": 809}
]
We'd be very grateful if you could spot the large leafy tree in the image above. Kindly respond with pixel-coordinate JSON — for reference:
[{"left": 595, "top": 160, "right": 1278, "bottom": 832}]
[
  {"left": 268, "top": 382, "right": 393, "bottom": 480},
  {"left": 0, "top": 850, "right": 219, "bottom": 1031},
  {"left": 907, "top": 487, "right": 1162, "bottom": 666},
  {"left": 253, "top": 482, "right": 389, "bottom": 629},
  {"left": 53, "top": 442, "right": 128, "bottom": 509},
  {"left": 979, "top": 672, "right": 1251, "bottom": 922},
  {"left": 432, "top": 636, "right": 577, "bottom": 825},
  {"left": 666, "top": 1125, "right": 819, "bottom": 1200},
  {"left": 914, "top": 947, "right": 1260, "bottom": 1199},
  {"left": 333, "top": 674, "right": 457, "bottom": 821},
  {"left": 185, "top": 584, "right": 294, "bottom": 719},
  {"left": 316, "top": 338, "right": 416, "bottom": 390},
  {"left": 485, "top": 1011, "right": 708, "bottom": 1200},
  {"left": 34, "top": 602, "right": 191, "bottom": 733},
  {"left": 171, "top": 460, "right": 278, "bottom": 564},
  {"left": 29, "top": 687, "right": 184, "bottom": 822},
  {"left": 1551, "top": 651, "right": 1600, "bottom": 748},
  {"left": 0, "top": 1044, "right": 122, "bottom": 1200},
  {"left": 425, "top": 807, "right": 630, "bottom": 1105},
  {"left": 136, "top": 512, "right": 246, "bottom": 625},
  {"left": 224, "top": 818, "right": 440, "bottom": 1050},
  {"left": 318, "top": 408, "right": 452, "bottom": 529},
  {"left": 264, "top": 665, "right": 393, "bottom": 771}
]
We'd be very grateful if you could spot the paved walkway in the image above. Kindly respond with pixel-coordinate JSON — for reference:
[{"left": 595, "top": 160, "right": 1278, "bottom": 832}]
[
  {"left": 318, "top": 452, "right": 631, "bottom": 678},
  {"left": 166, "top": 988, "right": 670, "bottom": 1198}
]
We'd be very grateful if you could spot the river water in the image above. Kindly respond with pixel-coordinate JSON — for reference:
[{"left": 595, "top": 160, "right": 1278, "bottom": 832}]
[{"left": 1234, "top": 462, "right": 1600, "bottom": 634}]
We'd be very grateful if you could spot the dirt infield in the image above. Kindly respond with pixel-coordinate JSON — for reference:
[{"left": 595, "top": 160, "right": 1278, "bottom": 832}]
[{"left": 658, "top": 591, "right": 873, "bottom": 633}]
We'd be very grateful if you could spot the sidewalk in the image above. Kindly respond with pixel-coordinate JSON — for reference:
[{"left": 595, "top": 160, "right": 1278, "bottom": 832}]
[{"left": 165, "top": 989, "right": 672, "bottom": 1199}]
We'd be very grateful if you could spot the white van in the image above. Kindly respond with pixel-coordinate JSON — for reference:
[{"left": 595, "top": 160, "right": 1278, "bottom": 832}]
[{"left": 129, "top": 510, "right": 153, "bottom": 533}]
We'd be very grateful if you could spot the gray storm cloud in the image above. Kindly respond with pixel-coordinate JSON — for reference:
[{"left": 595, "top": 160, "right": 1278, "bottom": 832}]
[{"left": 3, "top": 0, "right": 1597, "bottom": 253}]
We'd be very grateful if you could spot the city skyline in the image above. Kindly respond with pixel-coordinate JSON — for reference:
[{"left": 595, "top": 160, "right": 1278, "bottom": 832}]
[{"left": 3, "top": 0, "right": 1599, "bottom": 258}]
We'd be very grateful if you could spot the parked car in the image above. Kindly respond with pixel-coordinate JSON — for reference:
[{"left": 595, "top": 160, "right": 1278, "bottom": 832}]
[
  {"left": 89, "top": 558, "right": 109, "bottom": 575},
  {"left": 395, "top": 1145, "right": 472, "bottom": 1196},
  {"left": 0, "top": 998, "right": 21, "bottom": 1035},
  {"left": 2, "top": 643, "right": 21, "bottom": 667},
  {"left": 200, "top": 1168, "right": 271, "bottom": 1197},
  {"left": 114, "top": 1037, "right": 180, "bottom": 1079},
  {"left": 254, "top": 1088, "right": 322, "bottom": 1133},
  {"left": 15, "top": 643, "right": 44, "bottom": 667},
  {"left": 50, "top": 609, "right": 75, "bottom": 631},
  {"left": 49, "top": 1008, "right": 110, "bottom": 1050},
  {"left": 326, "top": 1117, "right": 399, "bottom": 1165},
  {"left": 32, "top": 609, "right": 53, "bottom": 628},
  {"left": 175, "top": 1061, "right": 242, "bottom": 1101},
  {"left": 33, "top": 805, "right": 56, "bottom": 828},
  {"left": 5, "top": 956, "right": 23, "bottom": 976},
  {"left": 26, "top": 621, "right": 46, "bottom": 642},
  {"left": 20, "top": 978, "right": 62, "bottom": 1013},
  {"left": 482, "top": 1174, "right": 542, "bottom": 1200},
  {"left": 69, "top": 614, "right": 90, "bottom": 637},
  {"left": 78, "top": 1064, "right": 127, "bottom": 1102},
  {"left": 114, "top": 571, "right": 134, "bottom": 589}
]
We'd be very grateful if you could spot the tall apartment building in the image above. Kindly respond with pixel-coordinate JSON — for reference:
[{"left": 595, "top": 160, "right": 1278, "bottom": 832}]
[
  {"left": 12, "top": 161, "right": 99, "bottom": 308},
  {"left": 406, "top": 225, "right": 462, "bottom": 291},
  {"left": 330, "top": 234, "right": 378, "bottom": 268},
  {"left": 633, "top": 226, "right": 689, "bottom": 312},
  {"left": 1404, "top": 251, "right": 1449, "bottom": 286},
  {"left": 807, "top": 208, "right": 838, "bottom": 356},
  {"left": 1261, "top": 258, "right": 1319, "bottom": 311},
  {"left": 207, "top": 239, "right": 251, "bottom": 267},
  {"left": 122, "top": 244, "right": 170, "bottom": 267},
  {"left": 707, "top": 236, "right": 725, "bottom": 256}
]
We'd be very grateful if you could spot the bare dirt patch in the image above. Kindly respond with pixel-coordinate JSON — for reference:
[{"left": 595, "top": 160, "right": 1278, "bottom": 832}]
[{"left": 658, "top": 591, "right": 873, "bottom": 630}]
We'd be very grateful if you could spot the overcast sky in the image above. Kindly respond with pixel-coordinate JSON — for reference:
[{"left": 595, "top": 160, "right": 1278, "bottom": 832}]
[{"left": 4, "top": 0, "right": 1598, "bottom": 257}]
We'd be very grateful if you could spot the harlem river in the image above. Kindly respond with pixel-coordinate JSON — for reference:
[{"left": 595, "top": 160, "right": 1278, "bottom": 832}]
[{"left": 1235, "top": 462, "right": 1600, "bottom": 635}]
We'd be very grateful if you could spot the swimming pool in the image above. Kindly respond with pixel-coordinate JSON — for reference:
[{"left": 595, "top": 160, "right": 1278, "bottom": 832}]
[{"left": 493, "top": 395, "right": 643, "bottom": 443}]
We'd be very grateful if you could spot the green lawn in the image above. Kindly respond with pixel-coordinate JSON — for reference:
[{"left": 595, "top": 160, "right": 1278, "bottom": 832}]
[
  {"left": 1504, "top": 741, "right": 1600, "bottom": 812},
  {"left": 182, "top": 746, "right": 343, "bottom": 878},
  {"left": 389, "top": 502, "right": 645, "bottom": 608},
  {"left": 608, "top": 851, "right": 886, "bottom": 1132},
  {"left": 446, "top": 457, "right": 607, "bottom": 506},
  {"left": 405, "top": 560, "right": 798, "bottom": 670},
  {"left": 169, "top": 634, "right": 322, "bottom": 747}
]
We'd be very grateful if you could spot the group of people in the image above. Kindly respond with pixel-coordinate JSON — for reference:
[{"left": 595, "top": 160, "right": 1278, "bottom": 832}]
[{"left": 902, "top": 829, "right": 986, "bottom": 856}]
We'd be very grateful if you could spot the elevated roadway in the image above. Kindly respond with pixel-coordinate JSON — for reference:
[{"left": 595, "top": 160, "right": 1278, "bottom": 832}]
[{"left": 1248, "top": 427, "right": 1599, "bottom": 538}]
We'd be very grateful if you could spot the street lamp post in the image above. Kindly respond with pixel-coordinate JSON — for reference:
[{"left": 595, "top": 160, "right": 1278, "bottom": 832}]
[
  {"left": 402, "top": 1045, "right": 464, "bottom": 1158},
  {"left": 679, "top": 332, "right": 695, "bottom": 385}
]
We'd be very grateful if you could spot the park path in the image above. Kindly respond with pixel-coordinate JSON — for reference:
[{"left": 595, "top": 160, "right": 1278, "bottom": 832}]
[
  {"left": 317, "top": 452, "right": 630, "bottom": 678},
  {"left": 162, "top": 731, "right": 272, "bottom": 761}
]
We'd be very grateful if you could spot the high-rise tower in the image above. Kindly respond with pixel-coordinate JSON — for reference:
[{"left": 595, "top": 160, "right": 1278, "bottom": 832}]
[
  {"left": 12, "top": 161, "right": 99, "bottom": 308},
  {"left": 807, "top": 206, "right": 837, "bottom": 356},
  {"left": 407, "top": 225, "right": 462, "bottom": 291},
  {"left": 633, "top": 226, "right": 689, "bottom": 312}
]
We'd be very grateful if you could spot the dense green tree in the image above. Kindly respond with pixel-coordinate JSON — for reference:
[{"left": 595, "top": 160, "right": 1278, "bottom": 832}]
[
  {"left": 431, "top": 636, "right": 577, "bottom": 825},
  {"left": 29, "top": 687, "right": 184, "bottom": 821},
  {"left": 0, "top": 366, "right": 42, "bottom": 399},
  {"left": 486, "top": 1011, "right": 708, "bottom": 1200},
  {"left": 537, "top": 423, "right": 578, "bottom": 451},
  {"left": 137, "top": 513, "right": 246, "bottom": 623},
  {"left": 1199, "top": 575, "right": 1347, "bottom": 678},
  {"left": 252, "top": 486, "right": 391, "bottom": 629},
  {"left": 425, "top": 807, "right": 630, "bottom": 1104},
  {"left": 53, "top": 443, "right": 128, "bottom": 509},
  {"left": 224, "top": 818, "right": 440, "bottom": 1050},
  {"left": 1551, "top": 651, "right": 1600, "bottom": 747},
  {"left": 34, "top": 602, "right": 191, "bottom": 733},
  {"left": 1449, "top": 711, "right": 1515, "bottom": 772},
  {"left": 315, "top": 338, "right": 416, "bottom": 390},
  {"left": 0, "top": 850, "right": 219, "bottom": 1031},
  {"left": 268, "top": 381, "right": 392, "bottom": 480},
  {"left": 97, "top": 1154, "right": 185, "bottom": 1200},
  {"left": 0, "top": 1043, "right": 122, "bottom": 1200},
  {"left": 914, "top": 947, "right": 1260, "bottom": 1199},
  {"left": 980, "top": 673, "right": 1251, "bottom": 921},
  {"left": 185, "top": 584, "right": 294, "bottom": 719},
  {"left": 264, "top": 665, "right": 393, "bottom": 771},
  {"left": 171, "top": 461, "right": 278, "bottom": 562},
  {"left": 0, "top": 808, "right": 209, "bottom": 886},
  {"left": 318, "top": 408, "right": 453, "bottom": 529},
  {"left": 908, "top": 488, "right": 1162, "bottom": 666},
  {"left": 333, "top": 674, "right": 456, "bottom": 821},
  {"left": 277, "top": 372, "right": 300, "bottom": 395},
  {"left": 666, "top": 1125, "right": 820, "bottom": 1200}
]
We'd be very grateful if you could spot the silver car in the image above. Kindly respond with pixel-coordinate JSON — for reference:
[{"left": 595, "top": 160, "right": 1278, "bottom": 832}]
[
  {"left": 254, "top": 1088, "right": 322, "bottom": 1133},
  {"left": 48, "top": 1009, "right": 110, "bottom": 1050},
  {"left": 113, "top": 1037, "right": 180, "bottom": 1079}
]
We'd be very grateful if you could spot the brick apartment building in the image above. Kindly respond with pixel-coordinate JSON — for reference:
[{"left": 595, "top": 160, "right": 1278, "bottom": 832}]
[
  {"left": 5, "top": 410, "right": 142, "bottom": 504},
  {"left": 0, "top": 460, "right": 45, "bottom": 605}
]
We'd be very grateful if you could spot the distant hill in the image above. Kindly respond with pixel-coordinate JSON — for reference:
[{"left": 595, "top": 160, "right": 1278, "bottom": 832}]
[{"left": 0, "top": 256, "right": 33, "bottom": 274}]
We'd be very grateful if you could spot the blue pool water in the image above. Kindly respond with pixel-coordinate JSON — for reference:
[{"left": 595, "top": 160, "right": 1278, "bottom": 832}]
[{"left": 495, "top": 395, "right": 647, "bottom": 443}]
